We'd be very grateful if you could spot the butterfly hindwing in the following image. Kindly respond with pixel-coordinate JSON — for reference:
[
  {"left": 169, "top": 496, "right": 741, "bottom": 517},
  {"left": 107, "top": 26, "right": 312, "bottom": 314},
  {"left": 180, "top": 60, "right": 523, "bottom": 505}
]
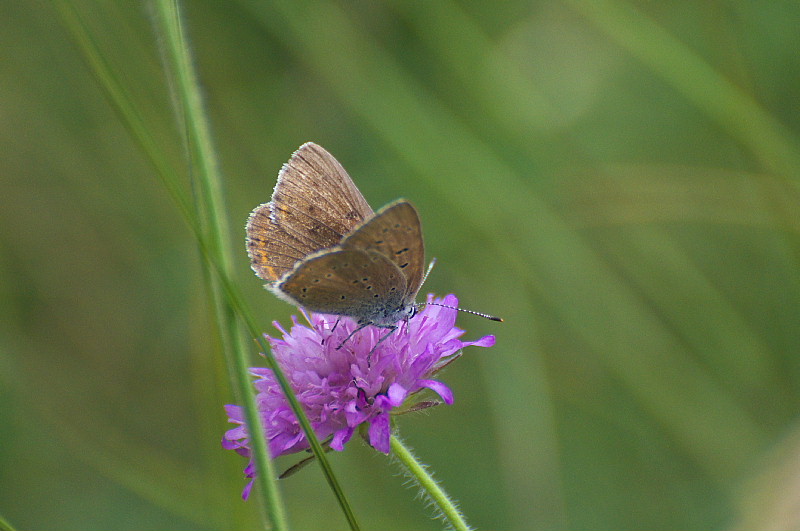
[
  {"left": 339, "top": 200, "right": 425, "bottom": 300},
  {"left": 246, "top": 204, "right": 311, "bottom": 282},
  {"left": 276, "top": 248, "right": 409, "bottom": 320}
]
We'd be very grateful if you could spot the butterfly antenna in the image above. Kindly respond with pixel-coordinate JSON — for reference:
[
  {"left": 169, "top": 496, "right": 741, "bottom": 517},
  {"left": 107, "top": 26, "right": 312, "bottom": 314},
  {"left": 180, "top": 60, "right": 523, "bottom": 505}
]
[
  {"left": 423, "top": 302, "right": 504, "bottom": 322},
  {"left": 418, "top": 258, "right": 503, "bottom": 321},
  {"left": 420, "top": 257, "right": 437, "bottom": 287}
]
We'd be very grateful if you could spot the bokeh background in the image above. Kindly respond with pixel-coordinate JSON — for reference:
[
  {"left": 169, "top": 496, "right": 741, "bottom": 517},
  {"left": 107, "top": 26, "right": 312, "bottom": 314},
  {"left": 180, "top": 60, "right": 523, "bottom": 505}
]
[{"left": 2, "top": 1, "right": 800, "bottom": 530}]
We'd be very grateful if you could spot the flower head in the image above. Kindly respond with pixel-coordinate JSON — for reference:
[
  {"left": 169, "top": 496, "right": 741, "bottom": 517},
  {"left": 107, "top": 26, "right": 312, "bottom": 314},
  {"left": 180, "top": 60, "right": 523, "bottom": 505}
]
[{"left": 222, "top": 294, "right": 495, "bottom": 498}]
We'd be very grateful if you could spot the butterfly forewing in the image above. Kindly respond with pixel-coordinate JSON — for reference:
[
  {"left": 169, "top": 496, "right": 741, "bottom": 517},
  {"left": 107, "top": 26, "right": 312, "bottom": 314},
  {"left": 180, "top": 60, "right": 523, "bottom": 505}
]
[
  {"left": 246, "top": 143, "right": 374, "bottom": 282},
  {"left": 277, "top": 249, "right": 409, "bottom": 320},
  {"left": 339, "top": 200, "right": 425, "bottom": 300},
  {"left": 271, "top": 143, "right": 373, "bottom": 244}
]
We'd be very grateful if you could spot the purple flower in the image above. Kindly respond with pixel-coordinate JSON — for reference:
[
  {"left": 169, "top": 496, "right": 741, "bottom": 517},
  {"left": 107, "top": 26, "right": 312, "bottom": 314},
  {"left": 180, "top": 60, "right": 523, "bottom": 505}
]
[{"left": 222, "top": 294, "right": 495, "bottom": 499}]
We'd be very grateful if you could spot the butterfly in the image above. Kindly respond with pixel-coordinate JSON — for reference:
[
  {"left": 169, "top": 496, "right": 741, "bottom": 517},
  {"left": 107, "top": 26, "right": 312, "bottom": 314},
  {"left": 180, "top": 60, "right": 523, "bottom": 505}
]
[{"left": 246, "top": 142, "right": 427, "bottom": 343}]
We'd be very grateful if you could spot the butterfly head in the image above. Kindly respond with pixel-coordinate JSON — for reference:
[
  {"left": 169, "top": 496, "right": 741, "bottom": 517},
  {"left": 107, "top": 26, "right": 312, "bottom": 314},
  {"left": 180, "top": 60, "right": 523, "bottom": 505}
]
[{"left": 364, "top": 297, "right": 418, "bottom": 328}]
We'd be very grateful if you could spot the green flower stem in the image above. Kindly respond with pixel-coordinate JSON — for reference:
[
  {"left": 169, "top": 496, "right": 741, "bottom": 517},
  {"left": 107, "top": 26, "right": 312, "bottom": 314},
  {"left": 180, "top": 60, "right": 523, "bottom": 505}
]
[{"left": 390, "top": 435, "right": 472, "bottom": 531}]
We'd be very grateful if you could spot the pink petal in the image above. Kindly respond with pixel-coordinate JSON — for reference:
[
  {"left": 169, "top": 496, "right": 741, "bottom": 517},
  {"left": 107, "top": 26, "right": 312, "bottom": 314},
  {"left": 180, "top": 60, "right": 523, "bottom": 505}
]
[
  {"left": 331, "top": 427, "right": 354, "bottom": 451},
  {"left": 387, "top": 382, "right": 408, "bottom": 407},
  {"left": 418, "top": 379, "right": 454, "bottom": 404},
  {"left": 368, "top": 413, "right": 391, "bottom": 454}
]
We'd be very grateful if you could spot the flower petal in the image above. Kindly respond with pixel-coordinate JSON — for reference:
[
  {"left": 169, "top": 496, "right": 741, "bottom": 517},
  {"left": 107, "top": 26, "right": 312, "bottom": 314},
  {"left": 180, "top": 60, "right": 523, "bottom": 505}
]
[
  {"left": 242, "top": 480, "right": 254, "bottom": 500},
  {"left": 466, "top": 334, "right": 496, "bottom": 348},
  {"left": 368, "top": 413, "right": 391, "bottom": 454},
  {"left": 418, "top": 379, "right": 454, "bottom": 404},
  {"left": 386, "top": 382, "right": 408, "bottom": 407},
  {"left": 331, "top": 427, "right": 354, "bottom": 451},
  {"left": 344, "top": 400, "right": 368, "bottom": 426}
]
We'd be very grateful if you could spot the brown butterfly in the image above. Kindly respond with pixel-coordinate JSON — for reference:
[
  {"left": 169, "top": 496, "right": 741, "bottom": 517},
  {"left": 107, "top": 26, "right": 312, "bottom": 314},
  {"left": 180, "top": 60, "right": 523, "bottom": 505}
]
[{"left": 246, "top": 143, "right": 427, "bottom": 342}]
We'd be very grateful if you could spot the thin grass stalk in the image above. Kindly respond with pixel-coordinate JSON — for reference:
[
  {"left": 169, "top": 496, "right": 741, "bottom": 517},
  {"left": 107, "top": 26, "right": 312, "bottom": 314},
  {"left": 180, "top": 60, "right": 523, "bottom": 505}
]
[
  {"left": 55, "top": 1, "right": 359, "bottom": 529},
  {"left": 147, "top": 2, "right": 287, "bottom": 528},
  {"left": 0, "top": 514, "right": 16, "bottom": 531}
]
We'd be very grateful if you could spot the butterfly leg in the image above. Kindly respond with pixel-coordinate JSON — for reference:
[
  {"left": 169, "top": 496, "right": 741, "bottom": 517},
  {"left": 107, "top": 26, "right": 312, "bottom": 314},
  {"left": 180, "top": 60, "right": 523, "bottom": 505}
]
[
  {"left": 336, "top": 322, "right": 398, "bottom": 366},
  {"left": 366, "top": 325, "right": 397, "bottom": 365},
  {"left": 322, "top": 317, "right": 343, "bottom": 345},
  {"left": 336, "top": 321, "right": 372, "bottom": 350}
]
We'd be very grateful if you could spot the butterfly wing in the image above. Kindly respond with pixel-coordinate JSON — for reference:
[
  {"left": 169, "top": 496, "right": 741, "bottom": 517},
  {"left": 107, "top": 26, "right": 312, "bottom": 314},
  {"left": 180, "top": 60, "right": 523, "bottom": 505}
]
[
  {"left": 246, "top": 206, "right": 310, "bottom": 282},
  {"left": 270, "top": 142, "right": 374, "bottom": 241},
  {"left": 276, "top": 248, "right": 408, "bottom": 322},
  {"left": 247, "top": 143, "right": 374, "bottom": 282},
  {"left": 339, "top": 200, "right": 425, "bottom": 301}
]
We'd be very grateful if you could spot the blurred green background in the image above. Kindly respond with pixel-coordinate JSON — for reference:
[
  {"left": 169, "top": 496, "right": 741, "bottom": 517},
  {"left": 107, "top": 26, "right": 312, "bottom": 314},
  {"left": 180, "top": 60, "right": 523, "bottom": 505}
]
[{"left": 2, "top": 1, "right": 800, "bottom": 530}]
